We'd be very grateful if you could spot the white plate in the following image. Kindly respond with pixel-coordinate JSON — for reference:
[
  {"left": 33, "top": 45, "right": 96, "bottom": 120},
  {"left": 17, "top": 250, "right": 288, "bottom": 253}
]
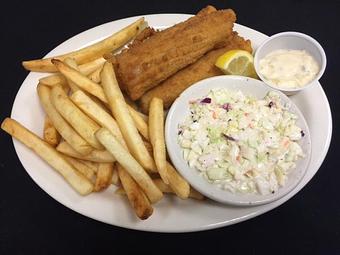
[
  {"left": 166, "top": 75, "right": 311, "bottom": 206},
  {"left": 11, "top": 14, "right": 332, "bottom": 232}
]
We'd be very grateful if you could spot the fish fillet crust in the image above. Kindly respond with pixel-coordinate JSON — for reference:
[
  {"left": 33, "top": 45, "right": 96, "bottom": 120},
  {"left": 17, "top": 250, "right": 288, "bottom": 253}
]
[
  {"left": 114, "top": 7, "right": 236, "bottom": 100},
  {"left": 139, "top": 33, "right": 252, "bottom": 113}
]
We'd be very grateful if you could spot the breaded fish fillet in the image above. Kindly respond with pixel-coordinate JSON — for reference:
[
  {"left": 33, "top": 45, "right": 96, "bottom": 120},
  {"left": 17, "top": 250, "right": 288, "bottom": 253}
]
[
  {"left": 139, "top": 33, "right": 252, "bottom": 113},
  {"left": 114, "top": 7, "right": 236, "bottom": 100}
]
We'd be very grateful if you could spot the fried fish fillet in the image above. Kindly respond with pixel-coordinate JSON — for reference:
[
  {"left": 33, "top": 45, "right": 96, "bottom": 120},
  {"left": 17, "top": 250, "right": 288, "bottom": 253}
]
[
  {"left": 139, "top": 33, "right": 252, "bottom": 113},
  {"left": 114, "top": 7, "right": 236, "bottom": 100}
]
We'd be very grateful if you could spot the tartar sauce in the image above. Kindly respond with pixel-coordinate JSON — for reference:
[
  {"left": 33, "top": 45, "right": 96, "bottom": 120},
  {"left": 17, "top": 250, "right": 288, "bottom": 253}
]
[{"left": 259, "top": 49, "right": 319, "bottom": 88}]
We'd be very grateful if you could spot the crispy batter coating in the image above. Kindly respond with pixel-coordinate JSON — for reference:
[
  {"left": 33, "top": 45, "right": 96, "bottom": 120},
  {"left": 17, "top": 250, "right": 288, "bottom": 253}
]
[
  {"left": 114, "top": 7, "right": 236, "bottom": 100},
  {"left": 139, "top": 33, "right": 252, "bottom": 113}
]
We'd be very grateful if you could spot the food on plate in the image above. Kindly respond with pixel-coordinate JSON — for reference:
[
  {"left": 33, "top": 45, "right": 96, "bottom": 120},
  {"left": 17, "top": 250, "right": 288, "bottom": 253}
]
[
  {"left": 43, "top": 116, "right": 60, "bottom": 146},
  {"left": 112, "top": 7, "right": 236, "bottom": 100},
  {"left": 127, "top": 104, "right": 149, "bottom": 141},
  {"left": 258, "top": 49, "right": 319, "bottom": 88},
  {"left": 149, "top": 98, "right": 169, "bottom": 184},
  {"left": 117, "top": 164, "right": 153, "bottom": 220},
  {"left": 22, "top": 18, "right": 147, "bottom": 72},
  {"left": 111, "top": 164, "right": 120, "bottom": 185},
  {"left": 88, "top": 65, "right": 103, "bottom": 83},
  {"left": 39, "top": 58, "right": 106, "bottom": 86},
  {"left": 63, "top": 58, "right": 81, "bottom": 92},
  {"left": 2, "top": 6, "right": 260, "bottom": 220},
  {"left": 1, "top": 118, "right": 93, "bottom": 195},
  {"left": 165, "top": 162, "right": 190, "bottom": 199},
  {"left": 116, "top": 178, "right": 202, "bottom": 200},
  {"left": 37, "top": 84, "right": 93, "bottom": 155},
  {"left": 52, "top": 59, "right": 108, "bottom": 103},
  {"left": 50, "top": 86, "right": 104, "bottom": 150},
  {"left": 94, "top": 163, "right": 114, "bottom": 191},
  {"left": 178, "top": 89, "right": 305, "bottom": 195},
  {"left": 56, "top": 141, "right": 115, "bottom": 163},
  {"left": 70, "top": 90, "right": 125, "bottom": 145},
  {"left": 63, "top": 155, "right": 96, "bottom": 180},
  {"left": 215, "top": 49, "right": 257, "bottom": 77},
  {"left": 139, "top": 33, "right": 252, "bottom": 112},
  {"left": 95, "top": 127, "right": 163, "bottom": 203},
  {"left": 101, "top": 62, "right": 157, "bottom": 172}
]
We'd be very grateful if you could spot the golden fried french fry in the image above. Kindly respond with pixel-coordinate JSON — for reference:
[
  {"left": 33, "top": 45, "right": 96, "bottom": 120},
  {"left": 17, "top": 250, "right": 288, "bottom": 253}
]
[
  {"left": 95, "top": 128, "right": 162, "bottom": 203},
  {"left": 149, "top": 97, "right": 168, "bottom": 184},
  {"left": 117, "top": 179, "right": 203, "bottom": 200},
  {"left": 1, "top": 118, "right": 93, "bottom": 195},
  {"left": 94, "top": 163, "right": 114, "bottom": 191},
  {"left": 37, "top": 84, "right": 93, "bottom": 155},
  {"left": 39, "top": 58, "right": 106, "bottom": 86},
  {"left": 64, "top": 155, "right": 96, "bottom": 180},
  {"left": 64, "top": 58, "right": 80, "bottom": 93},
  {"left": 22, "top": 18, "right": 147, "bottom": 72},
  {"left": 70, "top": 90, "right": 126, "bottom": 146},
  {"left": 143, "top": 140, "right": 153, "bottom": 155},
  {"left": 77, "top": 159, "right": 99, "bottom": 173},
  {"left": 117, "top": 164, "right": 153, "bottom": 220},
  {"left": 166, "top": 162, "right": 190, "bottom": 199},
  {"left": 39, "top": 74, "right": 67, "bottom": 87},
  {"left": 56, "top": 141, "right": 115, "bottom": 162},
  {"left": 127, "top": 104, "right": 149, "bottom": 141},
  {"left": 88, "top": 65, "right": 103, "bottom": 83},
  {"left": 50, "top": 86, "right": 103, "bottom": 149},
  {"left": 153, "top": 179, "right": 204, "bottom": 200},
  {"left": 101, "top": 62, "right": 156, "bottom": 172},
  {"left": 43, "top": 116, "right": 60, "bottom": 146},
  {"left": 111, "top": 164, "right": 120, "bottom": 185},
  {"left": 52, "top": 59, "right": 108, "bottom": 103}
]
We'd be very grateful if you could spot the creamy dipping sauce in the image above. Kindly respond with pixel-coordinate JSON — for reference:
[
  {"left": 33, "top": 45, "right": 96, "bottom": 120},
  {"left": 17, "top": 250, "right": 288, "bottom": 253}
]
[{"left": 259, "top": 49, "right": 319, "bottom": 89}]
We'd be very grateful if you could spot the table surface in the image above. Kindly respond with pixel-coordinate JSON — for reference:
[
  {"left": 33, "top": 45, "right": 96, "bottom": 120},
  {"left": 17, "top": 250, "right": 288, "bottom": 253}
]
[{"left": 1, "top": 0, "right": 339, "bottom": 254}]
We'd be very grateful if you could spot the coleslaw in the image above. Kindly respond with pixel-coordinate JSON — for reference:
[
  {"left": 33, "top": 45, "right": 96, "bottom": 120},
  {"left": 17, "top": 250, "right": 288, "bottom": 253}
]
[{"left": 178, "top": 88, "right": 305, "bottom": 195}]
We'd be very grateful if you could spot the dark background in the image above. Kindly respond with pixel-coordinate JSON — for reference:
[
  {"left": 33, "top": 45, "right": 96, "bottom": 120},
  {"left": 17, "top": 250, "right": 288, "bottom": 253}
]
[{"left": 1, "top": 0, "right": 339, "bottom": 254}]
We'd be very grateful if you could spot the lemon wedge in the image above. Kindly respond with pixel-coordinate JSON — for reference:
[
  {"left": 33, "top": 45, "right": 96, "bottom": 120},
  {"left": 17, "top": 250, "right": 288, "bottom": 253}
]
[{"left": 215, "top": 50, "right": 258, "bottom": 78}]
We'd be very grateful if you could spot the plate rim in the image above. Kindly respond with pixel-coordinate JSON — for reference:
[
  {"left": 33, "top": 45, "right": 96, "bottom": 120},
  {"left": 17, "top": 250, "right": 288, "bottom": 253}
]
[{"left": 10, "top": 13, "right": 333, "bottom": 233}]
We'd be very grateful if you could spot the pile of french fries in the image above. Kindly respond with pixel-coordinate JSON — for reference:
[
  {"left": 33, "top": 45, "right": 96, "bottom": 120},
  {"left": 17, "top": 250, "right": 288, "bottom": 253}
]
[{"left": 1, "top": 17, "right": 203, "bottom": 220}]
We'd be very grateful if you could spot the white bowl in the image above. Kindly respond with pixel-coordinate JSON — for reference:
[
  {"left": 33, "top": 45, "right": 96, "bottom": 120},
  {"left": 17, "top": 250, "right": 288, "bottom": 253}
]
[
  {"left": 165, "top": 75, "right": 311, "bottom": 206},
  {"left": 254, "top": 32, "right": 326, "bottom": 95}
]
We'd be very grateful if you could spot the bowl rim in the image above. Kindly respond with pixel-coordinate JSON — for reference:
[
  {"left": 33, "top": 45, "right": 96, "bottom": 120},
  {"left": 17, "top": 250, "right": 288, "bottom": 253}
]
[
  {"left": 165, "top": 75, "right": 312, "bottom": 206},
  {"left": 253, "top": 31, "right": 327, "bottom": 92}
]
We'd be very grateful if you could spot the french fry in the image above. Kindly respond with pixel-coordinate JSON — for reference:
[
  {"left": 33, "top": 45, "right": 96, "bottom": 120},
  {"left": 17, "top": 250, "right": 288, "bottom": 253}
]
[
  {"left": 117, "top": 164, "right": 153, "bottom": 220},
  {"left": 64, "top": 58, "right": 81, "bottom": 93},
  {"left": 101, "top": 62, "right": 156, "bottom": 172},
  {"left": 22, "top": 18, "right": 147, "bottom": 72},
  {"left": 77, "top": 159, "right": 99, "bottom": 173},
  {"left": 64, "top": 156, "right": 96, "bottom": 180},
  {"left": 37, "top": 84, "right": 93, "bottom": 155},
  {"left": 94, "top": 163, "right": 114, "bottom": 191},
  {"left": 52, "top": 59, "right": 108, "bottom": 103},
  {"left": 1, "top": 118, "right": 93, "bottom": 195},
  {"left": 111, "top": 164, "right": 120, "bottom": 185},
  {"left": 71, "top": 90, "right": 153, "bottom": 214},
  {"left": 56, "top": 141, "right": 115, "bottom": 163},
  {"left": 149, "top": 97, "right": 168, "bottom": 184},
  {"left": 88, "top": 65, "right": 103, "bottom": 83},
  {"left": 43, "top": 116, "right": 60, "bottom": 146},
  {"left": 127, "top": 104, "right": 149, "bottom": 141},
  {"left": 166, "top": 162, "right": 190, "bottom": 199},
  {"left": 50, "top": 86, "right": 103, "bottom": 150},
  {"left": 153, "top": 179, "right": 204, "bottom": 200},
  {"left": 143, "top": 136, "right": 190, "bottom": 198},
  {"left": 116, "top": 179, "right": 204, "bottom": 200},
  {"left": 39, "top": 58, "right": 106, "bottom": 86},
  {"left": 70, "top": 90, "right": 126, "bottom": 146},
  {"left": 95, "top": 128, "right": 163, "bottom": 203}
]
